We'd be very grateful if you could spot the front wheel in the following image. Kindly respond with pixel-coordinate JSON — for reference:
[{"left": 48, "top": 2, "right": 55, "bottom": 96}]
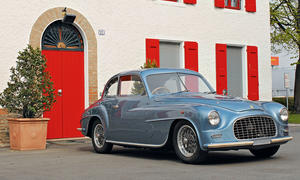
[
  {"left": 250, "top": 145, "right": 280, "bottom": 158},
  {"left": 173, "top": 121, "right": 207, "bottom": 164},
  {"left": 91, "top": 120, "right": 113, "bottom": 153}
]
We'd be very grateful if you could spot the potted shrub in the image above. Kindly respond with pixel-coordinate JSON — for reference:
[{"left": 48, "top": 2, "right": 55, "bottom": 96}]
[{"left": 0, "top": 45, "right": 55, "bottom": 150}]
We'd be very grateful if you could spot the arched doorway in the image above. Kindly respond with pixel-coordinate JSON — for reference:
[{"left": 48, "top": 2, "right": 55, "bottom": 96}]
[{"left": 42, "top": 20, "right": 84, "bottom": 139}]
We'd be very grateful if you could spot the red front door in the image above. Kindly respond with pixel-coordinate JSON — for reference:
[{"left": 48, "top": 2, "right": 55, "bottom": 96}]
[{"left": 43, "top": 50, "right": 84, "bottom": 139}]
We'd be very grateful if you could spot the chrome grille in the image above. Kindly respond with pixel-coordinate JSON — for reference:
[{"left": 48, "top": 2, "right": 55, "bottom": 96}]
[{"left": 234, "top": 116, "right": 276, "bottom": 139}]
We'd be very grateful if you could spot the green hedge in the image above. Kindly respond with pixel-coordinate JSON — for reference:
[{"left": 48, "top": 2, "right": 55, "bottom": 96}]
[{"left": 272, "top": 97, "right": 294, "bottom": 110}]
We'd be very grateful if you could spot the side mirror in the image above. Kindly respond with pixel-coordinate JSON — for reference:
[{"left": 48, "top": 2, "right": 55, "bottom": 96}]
[{"left": 222, "top": 89, "right": 228, "bottom": 96}]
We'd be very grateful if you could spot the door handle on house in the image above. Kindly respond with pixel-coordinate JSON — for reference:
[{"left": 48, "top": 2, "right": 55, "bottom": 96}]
[
  {"left": 112, "top": 104, "right": 119, "bottom": 109},
  {"left": 58, "top": 89, "right": 62, "bottom": 96}
]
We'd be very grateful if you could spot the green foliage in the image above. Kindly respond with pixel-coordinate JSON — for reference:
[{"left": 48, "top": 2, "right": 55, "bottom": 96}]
[
  {"left": 270, "top": 0, "right": 299, "bottom": 56},
  {"left": 270, "top": 1, "right": 300, "bottom": 113},
  {"left": 288, "top": 113, "right": 300, "bottom": 124},
  {"left": 272, "top": 97, "right": 294, "bottom": 110},
  {"left": 130, "top": 59, "right": 158, "bottom": 95},
  {"left": 131, "top": 80, "right": 146, "bottom": 96},
  {"left": 0, "top": 45, "right": 55, "bottom": 118},
  {"left": 141, "top": 59, "right": 158, "bottom": 69}
]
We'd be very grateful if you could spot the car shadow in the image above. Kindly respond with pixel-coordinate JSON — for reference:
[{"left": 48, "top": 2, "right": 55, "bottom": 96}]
[
  {"left": 79, "top": 145, "right": 277, "bottom": 165},
  {"left": 203, "top": 151, "right": 277, "bottom": 165},
  {"left": 110, "top": 146, "right": 180, "bottom": 163}
]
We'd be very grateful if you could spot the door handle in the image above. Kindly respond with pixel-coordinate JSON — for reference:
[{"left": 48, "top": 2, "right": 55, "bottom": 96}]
[
  {"left": 112, "top": 104, "right": 119, "bottom": 109},
  {"left": 58, "top": 89, "right": 62, "bottom": 96}
]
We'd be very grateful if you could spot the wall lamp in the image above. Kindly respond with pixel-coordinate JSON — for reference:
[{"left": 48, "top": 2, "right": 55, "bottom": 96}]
[{"left": 62, "top": 7, "right": 76, "bottom": 24}]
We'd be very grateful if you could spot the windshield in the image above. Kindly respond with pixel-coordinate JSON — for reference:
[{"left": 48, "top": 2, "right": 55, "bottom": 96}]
[{"left": 146, "top": 73, "right": 213, "bottom": 95}]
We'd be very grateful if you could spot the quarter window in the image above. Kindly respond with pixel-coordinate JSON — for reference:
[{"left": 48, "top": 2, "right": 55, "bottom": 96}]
[
  {"left": 119, "top": 75, "right": 146, "bottom": 96},
  {"left": 104, "top": 77, "right": 118, "bottom": 98}
]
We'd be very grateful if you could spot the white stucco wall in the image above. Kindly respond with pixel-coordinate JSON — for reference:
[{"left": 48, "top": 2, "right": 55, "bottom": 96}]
[{"left": 0, "top": 0, "right": 271, "bottom": 102}]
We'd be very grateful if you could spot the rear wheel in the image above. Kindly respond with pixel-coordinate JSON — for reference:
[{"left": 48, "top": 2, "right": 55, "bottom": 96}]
[
  {"left": 173, "top": 121, "right": 207, "bottom": 164},
  {"left": 91, "top": 120, "right": 113, "bottom": 153},
  {"left": 250, "top": 145, "right": 280, "bottom": 158}
]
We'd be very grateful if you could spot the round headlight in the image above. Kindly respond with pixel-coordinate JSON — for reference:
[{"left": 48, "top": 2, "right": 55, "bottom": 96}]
[
  {"left": 208, "top": 111, "right": 220, "bottom": 126},
  {"left": 280, "top": 108, "right": 288, "bottom": 121}
]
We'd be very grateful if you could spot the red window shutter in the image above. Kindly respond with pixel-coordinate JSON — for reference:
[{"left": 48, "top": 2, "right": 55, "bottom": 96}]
[
  {"left": 184, "top": 41, "right": 198, "bottom": 92},
  {"left": 184, "top": 0, "right": 197, "bottom": 4},
  {"left": 216, "top": 44, "right": 227, "bottom": 95},
  {"left": 245, "top": 0, "right": 256, "bottom": 12},
  {"left": 184, "top": 41, "right": 198, "bottom": 72},
  {"left": 247, "top": 46, "right": 259, "bottom": 100},
  {"left": 215, "top": 0, "right": 225, "bottom": 8},
  {"left": 146, "top": 39, "right": 160, "bottom": 67}
]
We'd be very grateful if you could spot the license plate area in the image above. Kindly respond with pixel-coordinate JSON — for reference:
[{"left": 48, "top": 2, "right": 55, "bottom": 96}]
[{"left": 253, "top": 139, "right": 271, "bottom": 146}]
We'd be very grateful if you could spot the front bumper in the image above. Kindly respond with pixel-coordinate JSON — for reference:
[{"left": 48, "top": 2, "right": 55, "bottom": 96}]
[{"left": 204, "top": 136, "right": 293, "bottom": 150}]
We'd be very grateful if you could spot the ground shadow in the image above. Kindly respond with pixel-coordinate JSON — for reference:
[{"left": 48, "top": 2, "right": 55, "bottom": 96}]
[{"left": 78, "top": 144, "right": 277, "bottom": 165}]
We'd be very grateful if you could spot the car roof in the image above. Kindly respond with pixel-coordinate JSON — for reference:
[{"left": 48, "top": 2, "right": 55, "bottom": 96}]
[{"left": 118, "top": 68, "right": 201, "bottom": 77}]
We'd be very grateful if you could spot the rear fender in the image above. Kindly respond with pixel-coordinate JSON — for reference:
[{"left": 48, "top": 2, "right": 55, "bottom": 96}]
[{"left": 86, "top": 105, "right": 110, "bottom": 137}]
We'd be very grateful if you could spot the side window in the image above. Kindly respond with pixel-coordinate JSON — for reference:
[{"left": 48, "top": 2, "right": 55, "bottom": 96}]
[
  {"left": 119, "top": 75, "right": 146, "bottom": 96},
  {"left": 104, "top": 77, "right": 118, "bottom": 98}
]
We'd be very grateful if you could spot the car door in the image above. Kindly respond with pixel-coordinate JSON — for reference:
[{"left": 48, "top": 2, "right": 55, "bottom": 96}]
[
  {"left": 112, "top": 74, "right": 153, "bottom": 144},
  {"left": 100, "top": 76, "right": 121, "bottom": 140}
]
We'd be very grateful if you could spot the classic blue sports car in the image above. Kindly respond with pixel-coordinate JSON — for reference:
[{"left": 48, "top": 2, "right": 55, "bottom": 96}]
[{"left": 80, "top": 68, "right": 293, "bottom": 163}]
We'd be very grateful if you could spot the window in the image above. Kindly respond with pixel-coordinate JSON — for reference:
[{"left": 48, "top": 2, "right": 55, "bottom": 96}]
[
  {"left": 104, "top": 77, "right": 118, "bottom": 98},
  {"left": 119, "top": 75, "right": 146, "bottom": 96},
  {"left": 179, "top": 74, "right": 211, "bottom": 93},
  {"left": 225, "top": 0, "right": 240, "bottom": 9},
  {"left": 146, "top": 73, "right": 213, "bottom": 95},
  {"left": 160, "top": 42, "right": 181, "bottom": 69}
]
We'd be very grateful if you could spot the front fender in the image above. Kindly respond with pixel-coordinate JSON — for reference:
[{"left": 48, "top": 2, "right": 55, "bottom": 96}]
[{"left": 144, "top": 103, "right": 209, "bottom": 150}]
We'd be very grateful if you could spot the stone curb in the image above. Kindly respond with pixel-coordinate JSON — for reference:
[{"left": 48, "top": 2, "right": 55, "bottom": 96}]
[{"left": 289, "top": 124, "right": 300, "bottom": 127}]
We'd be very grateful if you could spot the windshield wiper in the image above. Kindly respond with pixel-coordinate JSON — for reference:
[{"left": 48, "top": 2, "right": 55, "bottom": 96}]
[
  {"left": 203, "top": 91, "right": 216, "bottom": 94},
  {"left": 170, "top": 89, "right": 189, "bottom": 95}
]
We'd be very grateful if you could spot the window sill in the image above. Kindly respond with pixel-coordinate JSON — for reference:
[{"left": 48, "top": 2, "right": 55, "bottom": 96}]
[
  {"left": 153, "top": 0, "right": 188, "bottom": 8},
  {"left": 225, "top": 6, "right": 241, "bottom": 10}
]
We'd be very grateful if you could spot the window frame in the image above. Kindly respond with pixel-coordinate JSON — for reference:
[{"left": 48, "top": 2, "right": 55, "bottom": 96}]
[
  {"left": 118, "top": 74, "right": 148, "bottom": 97},
  {"left": 103, "top": 76, "right": 119, "bottom": 98},
  {"left": 163, "top": 0, "right": 178, "bottom": 2},
  {"left": 225, "top": 0, "right": 241, "bottom": 10}
]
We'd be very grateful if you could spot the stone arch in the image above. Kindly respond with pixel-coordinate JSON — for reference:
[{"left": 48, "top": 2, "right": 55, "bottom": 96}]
[{"left": 29, "top": 7, "right": 98, "bottom": 105}]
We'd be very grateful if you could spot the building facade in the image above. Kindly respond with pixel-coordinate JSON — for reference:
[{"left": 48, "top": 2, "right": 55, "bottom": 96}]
[{"left": 0, "top": 0, "right": 271, "bottom": 141}]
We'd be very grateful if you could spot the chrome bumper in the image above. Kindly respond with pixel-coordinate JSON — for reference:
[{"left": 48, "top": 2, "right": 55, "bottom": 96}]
[{"left": 206, "top": 136, "right": 293, "bottom": 149}]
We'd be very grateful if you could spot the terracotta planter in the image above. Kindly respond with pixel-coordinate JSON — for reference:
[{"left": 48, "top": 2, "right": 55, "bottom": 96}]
[{"left": 8, "top": 118, "right": 49, "bottom": 150}]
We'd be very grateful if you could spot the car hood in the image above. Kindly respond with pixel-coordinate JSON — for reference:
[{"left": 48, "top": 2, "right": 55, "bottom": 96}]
[{"left": 153, "top": 93, "right": 264, "bottom": 112}]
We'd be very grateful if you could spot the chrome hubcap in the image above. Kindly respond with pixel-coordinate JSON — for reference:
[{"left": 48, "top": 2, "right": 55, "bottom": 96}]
[
  {"left": 177, "top": 125, "right": 197, "bottom": 158},
  {"left": 94, "top": 124, "right": 105, "bottom": 148}
]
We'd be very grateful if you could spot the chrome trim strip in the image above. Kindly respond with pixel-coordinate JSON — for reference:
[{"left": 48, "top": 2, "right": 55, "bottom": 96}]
[
  {"left": 207, "top": 141, "right": 254, "bottom": 148},
  {"left": 271, "top": 136, "right": 293, "bottom": 143},
  {"left": 144, "top": 117, "right": 178, "bottom": 123},
  {"left": 106, "top": 139, "right": 167, "bottom": 148},
  {"left": 207, "top": 136, "right": 293, "bottom": 149}
]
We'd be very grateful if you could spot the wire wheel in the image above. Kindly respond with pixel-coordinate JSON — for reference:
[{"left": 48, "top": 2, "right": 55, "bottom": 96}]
[
  {"left": 177, "top": 125, "right": 198, "bottom": 158},
  {"left": 93, "top": 123, "right": 105, "bottom": 148}
]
